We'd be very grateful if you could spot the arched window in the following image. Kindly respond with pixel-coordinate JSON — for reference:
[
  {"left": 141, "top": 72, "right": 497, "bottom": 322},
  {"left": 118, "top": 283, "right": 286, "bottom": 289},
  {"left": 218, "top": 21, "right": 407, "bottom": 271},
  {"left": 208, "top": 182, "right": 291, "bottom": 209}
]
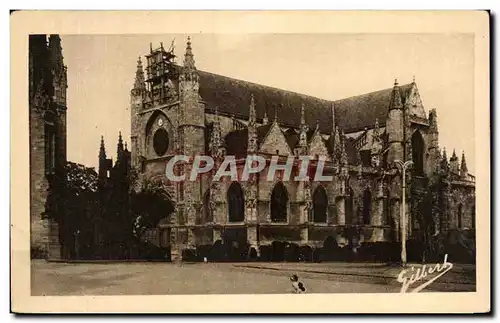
[
  {"left": 227, "top": 182, "right": 244, "bottom": 222},
  {"left": 457, "top": 203, "right": 463, "bottom": 229},
  {"left": 271, "top": 182, "right": 288, "bottom": 222},
  {"left": 411, "top": 131, "right": 425, "bottom": 175},
  {"left": 312, "top": 186, "right": 328, "bottom": 223},
  {"left": 363, "top": 189, "right": 372, "bottom": 225},
  {"left": 345, "top": 187, "right": 354, "bottom": 225},
  {"left": 202, "top": 189, "right": 213, "bottom": 223}
]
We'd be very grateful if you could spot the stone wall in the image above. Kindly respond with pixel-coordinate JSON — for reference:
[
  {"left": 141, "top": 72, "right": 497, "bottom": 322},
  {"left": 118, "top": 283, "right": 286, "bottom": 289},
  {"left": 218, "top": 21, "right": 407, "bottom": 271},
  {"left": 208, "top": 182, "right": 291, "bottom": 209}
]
[{"left": 30, "top": 109, "right": 49, "bottom": 254}]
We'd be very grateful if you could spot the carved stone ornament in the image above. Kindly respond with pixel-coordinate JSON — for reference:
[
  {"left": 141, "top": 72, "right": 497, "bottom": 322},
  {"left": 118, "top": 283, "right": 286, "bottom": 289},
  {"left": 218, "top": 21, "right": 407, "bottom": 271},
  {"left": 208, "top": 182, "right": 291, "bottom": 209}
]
[
  {"left": 303, "top": 181, "right": 312, "bottom": 210},
  {"left": 245, "top": 185, "right": 257, "bottom": 210},
  {"left": 32, "top": 78, "right": 49, "bottom": 117},
  {"left": 371, "top": 154, "right": 380, "bottom": 168}
]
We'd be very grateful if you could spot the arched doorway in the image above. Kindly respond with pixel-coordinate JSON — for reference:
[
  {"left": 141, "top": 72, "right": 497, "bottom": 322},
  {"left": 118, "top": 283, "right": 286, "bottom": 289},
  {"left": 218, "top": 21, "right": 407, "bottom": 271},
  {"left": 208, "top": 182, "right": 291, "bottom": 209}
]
[
  {"left": 411, "top": 131, "right": 425, "bottom": 175},
  {"left": 363, "top": 189, "right": 372, "bottom": 225},
  {"left": 227, "top": 182, "right": 244, "bottom": 222},
  {"left": 313, "top": 185, "right": 328, "bottom": 223},
  {"left": 271, "top": 182, "right": 288, "bottom": 222}
]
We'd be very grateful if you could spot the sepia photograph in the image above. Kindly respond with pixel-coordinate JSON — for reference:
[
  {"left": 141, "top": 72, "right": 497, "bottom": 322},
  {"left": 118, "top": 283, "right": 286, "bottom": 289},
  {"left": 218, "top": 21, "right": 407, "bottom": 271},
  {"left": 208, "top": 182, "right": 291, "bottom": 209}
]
[{"left": 11, "top": 10, "right": 490, "bottom": 313}]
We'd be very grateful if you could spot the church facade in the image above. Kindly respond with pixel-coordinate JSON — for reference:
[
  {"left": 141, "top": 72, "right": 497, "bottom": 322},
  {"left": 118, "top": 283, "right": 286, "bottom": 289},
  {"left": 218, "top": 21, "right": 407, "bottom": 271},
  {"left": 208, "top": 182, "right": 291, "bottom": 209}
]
[{"left": 125, "top": 38, "right": 476, "bottom": 262}]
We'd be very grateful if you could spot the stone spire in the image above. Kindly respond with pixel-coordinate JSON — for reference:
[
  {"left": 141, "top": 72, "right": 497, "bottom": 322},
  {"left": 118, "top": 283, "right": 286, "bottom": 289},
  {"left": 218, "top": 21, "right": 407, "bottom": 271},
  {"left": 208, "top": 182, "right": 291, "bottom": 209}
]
[
  {"left": 331, "top": 102, "right": 336, "bottom": 133},
  {"left": 298, "top": 103, "right": 309, "bottom": 153},
  {"left": 333, "top": 126, "right": 342, "bottom": 162},
  {"left": 210, "top": 107, "right": 223, "bottom": 158},
  {"left": 450, "top": 149, "right": 459, "bottom": 174},
  {"left": 133, "top": 56, "right": 146, "bottom": 92},
  {"left": 460, "top": 151, "right": 468, "bottom": 178},
  {"left": 262, "top": 110, "right": 269, "bottom": 125},
  {"left": 98, "top": 135, "right": 110, "bottom": 180},
  {"left": 386, "top": 78, "right": 405, "bottom": 165},
  {"left": 99, "top": 135, "right": 106, "bottom": 160},
  {"left": 440, "top": 147, "right": 450, "bottom": 174},
  {"left": 340, "top": 130, "right": 348, "bottom": 166},
  {"left": 247, "top": 94, "right": 258, "bottom": 153},
  {"left": 179, "top": 36, "right": 199, "bottom": 85},
  {"left": 184, "top": 36, "right": 196, "bottom": 70},
  {"left": 388, "top": 78, "right": 403, "bottom": 111},
  {"left": 117, "top": 131, "right": 124, "bottom": 160}
]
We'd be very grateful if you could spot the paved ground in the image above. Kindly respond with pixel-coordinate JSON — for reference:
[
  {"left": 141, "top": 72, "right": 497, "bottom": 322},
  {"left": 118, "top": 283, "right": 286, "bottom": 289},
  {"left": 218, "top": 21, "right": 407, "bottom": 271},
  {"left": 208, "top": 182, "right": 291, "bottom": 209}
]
[{"left": 31, "top": 260, "right": 475, "bottom": 296}]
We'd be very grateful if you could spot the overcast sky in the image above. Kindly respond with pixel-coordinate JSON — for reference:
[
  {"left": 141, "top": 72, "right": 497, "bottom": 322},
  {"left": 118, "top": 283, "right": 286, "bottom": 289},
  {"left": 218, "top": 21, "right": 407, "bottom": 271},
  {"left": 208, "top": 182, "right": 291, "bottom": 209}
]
[{"left": 60, "top": 33, "right": 475, "bottom": 173}]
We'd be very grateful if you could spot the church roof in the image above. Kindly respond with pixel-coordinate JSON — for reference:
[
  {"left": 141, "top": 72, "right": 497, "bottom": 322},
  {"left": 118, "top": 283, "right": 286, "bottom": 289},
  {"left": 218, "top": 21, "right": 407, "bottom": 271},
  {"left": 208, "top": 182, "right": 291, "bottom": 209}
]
[{"left": 195, "top": 68, "right": 413, "bottom": 134}]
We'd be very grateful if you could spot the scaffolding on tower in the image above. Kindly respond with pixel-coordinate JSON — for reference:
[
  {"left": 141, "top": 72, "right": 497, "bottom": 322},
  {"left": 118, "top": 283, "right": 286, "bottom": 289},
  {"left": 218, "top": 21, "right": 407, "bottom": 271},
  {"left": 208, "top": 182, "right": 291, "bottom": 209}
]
[{"left": 145, "top": 41, "right": 178, "bottom": 107}]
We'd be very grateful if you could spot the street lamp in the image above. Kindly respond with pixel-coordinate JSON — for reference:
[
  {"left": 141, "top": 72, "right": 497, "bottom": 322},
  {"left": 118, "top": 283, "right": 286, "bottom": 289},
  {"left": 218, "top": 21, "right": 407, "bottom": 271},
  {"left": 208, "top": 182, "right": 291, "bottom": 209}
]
[{"left": 394, "top": 159, "right": 413, "bottom": 267}]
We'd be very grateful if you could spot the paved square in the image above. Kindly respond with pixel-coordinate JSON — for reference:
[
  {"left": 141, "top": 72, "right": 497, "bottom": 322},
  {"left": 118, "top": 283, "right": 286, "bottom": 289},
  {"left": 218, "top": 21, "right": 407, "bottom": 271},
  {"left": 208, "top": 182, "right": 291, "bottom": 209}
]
[{"left": 31, "top": 260, "right": 475, "bottom": 295}]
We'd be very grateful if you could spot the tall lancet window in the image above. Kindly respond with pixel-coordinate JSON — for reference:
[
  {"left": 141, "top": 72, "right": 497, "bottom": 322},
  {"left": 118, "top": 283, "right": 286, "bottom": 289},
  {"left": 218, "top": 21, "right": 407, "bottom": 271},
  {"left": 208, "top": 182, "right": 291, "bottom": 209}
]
[
  {"left": 363, "top": 189, "right": 372, "bottom": 225},
  {"left": 345, "top": 187, "right": 354, "bottom": 225},
  {"left": 411, "top": 131, "right": 425, "bottom": 175},
  {"left": 202, "top": 189, "right": 213, "bottom": 223},
  {"left": 227, "top": 182, "right": 245, "bottom": 222},
  {"left": 271, "top": 182, "right": 288, "bottom": 222},
  {"left": 312, "top": 186, "right": 328, "bottom": 223}
]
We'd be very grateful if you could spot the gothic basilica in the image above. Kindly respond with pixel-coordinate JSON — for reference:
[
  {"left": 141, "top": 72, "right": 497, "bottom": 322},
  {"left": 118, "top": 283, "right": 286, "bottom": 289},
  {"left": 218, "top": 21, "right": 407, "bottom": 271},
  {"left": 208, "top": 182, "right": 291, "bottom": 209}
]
[{"left": 101, "top": 38, "right": 475, "bottom": 262}]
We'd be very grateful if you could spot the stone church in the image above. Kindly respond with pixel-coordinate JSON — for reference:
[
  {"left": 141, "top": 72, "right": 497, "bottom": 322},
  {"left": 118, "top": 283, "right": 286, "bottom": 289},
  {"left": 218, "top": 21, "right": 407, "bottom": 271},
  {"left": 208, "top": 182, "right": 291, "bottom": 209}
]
[
  {"left": 124, "top": 38, "right": 475, "bottom": 262},
  {"left": 29, "top": 34, "right": 68, "bottom": 259}
]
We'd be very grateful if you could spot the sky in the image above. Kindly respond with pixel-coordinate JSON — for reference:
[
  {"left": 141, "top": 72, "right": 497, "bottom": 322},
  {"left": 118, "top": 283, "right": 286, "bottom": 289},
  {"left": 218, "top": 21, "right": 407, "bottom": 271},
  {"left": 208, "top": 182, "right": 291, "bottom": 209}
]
[{"left": 61, "top": 33, "right": 475, "bottom": 173}]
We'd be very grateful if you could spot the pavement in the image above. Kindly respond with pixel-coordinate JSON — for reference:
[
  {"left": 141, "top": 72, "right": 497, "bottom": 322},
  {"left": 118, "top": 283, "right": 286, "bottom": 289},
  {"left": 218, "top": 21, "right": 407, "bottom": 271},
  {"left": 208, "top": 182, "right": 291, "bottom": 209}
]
[
  {"left": 234, "top": 261, "right": 476, "bottom": 285},
  {"left": 31, "top": 260, "right": 476, "bottom": 296}
]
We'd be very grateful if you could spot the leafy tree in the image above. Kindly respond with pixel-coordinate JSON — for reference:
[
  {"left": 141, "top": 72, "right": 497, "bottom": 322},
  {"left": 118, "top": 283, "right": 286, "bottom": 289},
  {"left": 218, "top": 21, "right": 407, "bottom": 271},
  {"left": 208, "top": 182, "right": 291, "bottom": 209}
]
[
  {"left": 129, "top": 177, "right": 175, "bottom": 240},
  {"left": 43, "top": 162, "right": 99, "bottom": 259}
]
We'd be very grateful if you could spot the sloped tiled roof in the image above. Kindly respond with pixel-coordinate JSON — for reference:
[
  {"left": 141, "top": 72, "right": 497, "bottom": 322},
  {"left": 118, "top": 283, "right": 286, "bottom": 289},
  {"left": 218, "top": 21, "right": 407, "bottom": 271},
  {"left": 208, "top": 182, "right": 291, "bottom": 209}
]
[
  {"left": 333, "top": 84, "right": 413, "bottom": 133},
  {"left": 172, "top": 64, "right": 414, "bottom": 134},
  {"left": 192, "top": 67, "right": 413, "bottom": 134}
]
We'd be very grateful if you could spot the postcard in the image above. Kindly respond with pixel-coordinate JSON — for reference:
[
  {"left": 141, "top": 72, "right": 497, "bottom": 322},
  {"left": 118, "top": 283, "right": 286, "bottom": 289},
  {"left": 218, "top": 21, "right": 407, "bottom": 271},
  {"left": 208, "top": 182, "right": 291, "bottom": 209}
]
[{"left": 10, "top": 10, "right": 490, "bottom": 313}]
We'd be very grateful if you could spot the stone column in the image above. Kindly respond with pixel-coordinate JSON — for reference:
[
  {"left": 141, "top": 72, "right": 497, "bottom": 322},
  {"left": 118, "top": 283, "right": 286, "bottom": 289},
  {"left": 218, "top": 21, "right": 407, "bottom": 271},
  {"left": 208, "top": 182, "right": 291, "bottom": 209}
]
[
  {"left": 337, "top": 197, "right": 345, "bottom": 225},
  {"left": 392, "top": 199, "right": 400, "bottom": 242},
  {"left": 300, "top": 205, "right": 309, "bottom": 244},
  {"left": 375, "top": 199, "right": 383, "bottom": 226}
]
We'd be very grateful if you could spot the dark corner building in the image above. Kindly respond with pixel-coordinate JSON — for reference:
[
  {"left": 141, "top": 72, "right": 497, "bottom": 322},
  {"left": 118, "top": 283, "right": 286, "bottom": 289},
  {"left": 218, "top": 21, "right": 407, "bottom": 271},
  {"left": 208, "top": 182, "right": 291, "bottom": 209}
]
[{"left": 29, "top": 34, "right": 68, "bottom": 259}]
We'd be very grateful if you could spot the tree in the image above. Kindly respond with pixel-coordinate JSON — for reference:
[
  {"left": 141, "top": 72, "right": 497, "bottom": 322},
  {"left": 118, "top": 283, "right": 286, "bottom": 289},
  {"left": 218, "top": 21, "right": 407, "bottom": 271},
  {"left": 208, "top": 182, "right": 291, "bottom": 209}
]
[
  {"left": 43, "top": 162, "right": 99, "bottom": 259},
  {"left": 129, "top": 177, "right": 175, "bottom": 241}
]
